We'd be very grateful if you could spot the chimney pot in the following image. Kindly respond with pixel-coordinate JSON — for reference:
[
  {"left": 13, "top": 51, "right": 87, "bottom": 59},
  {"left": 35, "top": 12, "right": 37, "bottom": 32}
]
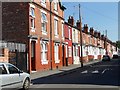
[
  {"left": 83, "top": 24, "right": 88, "bottom": 33},
  {"left": 68, "top": 16, "right": 74, "bottom": 26}
]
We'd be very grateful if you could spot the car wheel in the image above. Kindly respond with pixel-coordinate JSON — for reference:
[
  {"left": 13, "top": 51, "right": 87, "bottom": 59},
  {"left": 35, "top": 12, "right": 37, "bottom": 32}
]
[{"left": 23, "top": 78, "right": 30, "bottom": 90}]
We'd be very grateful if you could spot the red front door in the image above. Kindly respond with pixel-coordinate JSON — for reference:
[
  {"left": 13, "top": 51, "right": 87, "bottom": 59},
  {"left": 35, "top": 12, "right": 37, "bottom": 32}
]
[{"left": 31, "top": 41, "right": 36, "bottom": 71}]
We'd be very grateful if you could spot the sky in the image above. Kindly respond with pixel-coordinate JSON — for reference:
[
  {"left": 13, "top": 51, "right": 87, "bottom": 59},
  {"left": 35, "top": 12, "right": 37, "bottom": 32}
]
[{"left": 62, "top": 2, "right": 118, "bottom": 42}]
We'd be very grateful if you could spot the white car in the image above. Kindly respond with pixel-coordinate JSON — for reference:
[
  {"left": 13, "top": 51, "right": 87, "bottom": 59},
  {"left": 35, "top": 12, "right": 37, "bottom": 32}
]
[{"left": 0, "top": 63, "right": 30, "bottom": 90}]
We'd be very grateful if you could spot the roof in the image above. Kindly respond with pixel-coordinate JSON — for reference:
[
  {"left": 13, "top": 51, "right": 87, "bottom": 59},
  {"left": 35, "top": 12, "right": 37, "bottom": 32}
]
[{"left": 58, "top": 0, "right": 66, "bottom": 11}]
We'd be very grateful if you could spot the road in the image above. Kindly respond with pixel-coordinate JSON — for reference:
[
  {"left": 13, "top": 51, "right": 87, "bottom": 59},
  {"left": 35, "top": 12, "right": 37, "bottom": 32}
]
[{"left": 30, "top": 59, "right": 120, "bottom": 89}]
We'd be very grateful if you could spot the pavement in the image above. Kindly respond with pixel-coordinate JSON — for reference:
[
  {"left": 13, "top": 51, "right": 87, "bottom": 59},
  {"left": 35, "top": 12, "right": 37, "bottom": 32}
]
[{"left": 30, "top": 60, "right": 101, "bottom": 80}]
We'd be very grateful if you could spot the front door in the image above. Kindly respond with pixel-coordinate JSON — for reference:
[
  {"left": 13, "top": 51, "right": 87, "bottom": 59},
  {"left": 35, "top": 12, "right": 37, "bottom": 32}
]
[
  {"left": 31, "top": 41, "right": 36, "bottom": 71},
  {"left": 62, "top": 45, "right": 65, "bottom": 66}
]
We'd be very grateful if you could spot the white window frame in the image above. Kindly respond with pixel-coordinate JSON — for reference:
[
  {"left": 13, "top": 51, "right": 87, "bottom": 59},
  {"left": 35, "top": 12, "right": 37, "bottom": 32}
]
[
  {"left": 41, "top": 41, "right": 48, "bottom": 65},
  {"left": 68, "top": 27, "right": 71, "bottom": 40},
  {"left": 61, "top": 23, "right": 64, "bottom": 38},
  {"left": 41, "top": 12, "right": 47, "bottom": 34},
  {"left": 75, "top": 46, "right": 79, "bottom": 57},
  {"left": 41, "top": 0, "right": 46, "bottom": 7},
  {"left": 68, "top": 46, "right": 72, "bottom": 57},
  {"left": 30, "top": 7, "right": 35, "bottom": 18},
  {"left": 54, "top": 43, "right": 60, "bottom": 63},
  {"left": 73, "top": 30, "right": 75, "bottom": 42},
  {"left": 54, "top": 19, "right": 58, "bottom": 36},
  {"left": 30, "top": 5, "right": 35, "bottom": 32},
  {"left": 54, "top": 1, "right": 58, "bottom": 11},
  {"left": 30, "top": 18, "right": 35, "bottom": 32}
]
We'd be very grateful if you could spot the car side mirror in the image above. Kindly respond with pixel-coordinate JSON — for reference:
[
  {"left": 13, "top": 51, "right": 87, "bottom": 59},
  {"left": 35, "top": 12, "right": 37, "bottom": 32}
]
[{"left": 18, "top": 70, "right": 23, "bottom": 73}]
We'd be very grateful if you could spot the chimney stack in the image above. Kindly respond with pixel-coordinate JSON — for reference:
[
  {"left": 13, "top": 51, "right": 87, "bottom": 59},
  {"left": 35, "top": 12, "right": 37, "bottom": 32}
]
[
  {"left": 83, "top": 24, "right": 88, "bottom": 33},
  {"left": 68, "top": 16, "right": 74, "bottom": 26},
  {"left": 94, "top": 31, "right": 98, "bottom": 37},
  {"left": 101, "top": 35, "right": 105, "bottom": 40},
  {"left": 76, "top": 20, "right": 80, "bottom": 29},
  {"left": 90, "top": 27, "right": 94, "bottom": 35},
  {"left": 98, "top": 32, "right": 101, "bottom": 38}
]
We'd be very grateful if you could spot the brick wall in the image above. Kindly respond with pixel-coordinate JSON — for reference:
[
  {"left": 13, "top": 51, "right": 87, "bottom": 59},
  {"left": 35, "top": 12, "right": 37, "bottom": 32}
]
[{"left": 2, "top": 2, "right": 29, "bottom": 45}]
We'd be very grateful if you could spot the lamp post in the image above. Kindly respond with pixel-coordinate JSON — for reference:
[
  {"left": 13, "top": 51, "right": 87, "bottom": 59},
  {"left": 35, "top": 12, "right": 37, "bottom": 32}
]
[
  {"left": 50, "top": 0, "right": 53, "bottom": 70},
  {"left": 79, "top": 4, "right": 83, "bottom": 67}
]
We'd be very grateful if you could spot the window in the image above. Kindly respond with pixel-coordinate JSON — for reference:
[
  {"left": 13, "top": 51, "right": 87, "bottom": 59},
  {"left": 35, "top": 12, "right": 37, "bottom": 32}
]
[
  {"left": 54, "top": 19, "right": 58, "bottom": 36},
  {"left": 54, "top": 43, "right": 59, "bottom": 63},
  {"left": 73, "top": 30, "right": 75, "bottom": 42},
  {"left": 0, "top": 65, "right": 7, "bottom": 74},
  {"left": 30, "top": 7, "right": 35, "bottom": 17},
  {"left": 41, "top": 0, "right": 46, "bottom": 4},
  {"left": 41, "top": 41, "right": 48, "bottom": 64},
  {"left": 76, "top": 46, "right": 78, "bottom": 56},
  {"left": 68, "top": 27, "right": 71, "bottom": 40},
  {"left": 7, "top": 64, "right": 19, "bottom": 74},
  {"left": 41, "top": 0, "right": 46, "bottom": 7},
  {"left": 61, "top": 23, "right": 64, "bottom": 38},
  {"left": 41, "top": 12, "right": 47, "bottom": 33},
  {"left": 54, "top": 2, "right": 58, "bottom": 11},
  {"left": 68, "top": 46, "right": 72, "bottom": 57},
  {"left": 31, "top": 18, "right": 35, "bottom": 29},
  {"left": 74, "top": 46, "right": 78, "bottom": 56},
  {"left": 30, "top": 7, "right": 35, "bottom": 31}
]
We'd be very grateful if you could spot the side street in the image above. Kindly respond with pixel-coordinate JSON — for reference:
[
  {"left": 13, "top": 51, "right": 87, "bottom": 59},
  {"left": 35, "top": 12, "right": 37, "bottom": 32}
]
[{"left": 0, "top": 1, "right": 118, "bottom": 74}]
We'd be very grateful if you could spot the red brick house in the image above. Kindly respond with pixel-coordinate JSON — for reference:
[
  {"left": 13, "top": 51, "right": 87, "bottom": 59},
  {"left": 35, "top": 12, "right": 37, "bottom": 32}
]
[
  {"left": 64, "top": 22, "right": 73, "bottom": 66},
  {"left": 2, "top": 1, "right": 66, "bottom": 73}
]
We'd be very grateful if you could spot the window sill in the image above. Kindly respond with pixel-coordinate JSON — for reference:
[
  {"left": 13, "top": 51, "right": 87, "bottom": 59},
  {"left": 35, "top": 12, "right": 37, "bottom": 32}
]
[
  {"left": 41, "top": 60, "right": 48, "bottom": 65},
  {"left": 41, "top": 2, "right": 46, "bottom": 8},
  {"left": 55, "top": 60, "right": 60, "bottom": 63},
  {"left": 42, "top": 31, "right": 47, "bottom": 35},
  {"left": 54, "top": 35, "right": 59, "bottom": 38},
  {"left": 29, "top": 14, "right": 35, "bottom": 18},
  {"left": 31, "top": 28, "right": 36, "bottom": 32},
  {"left": 54, "top": 10, "right": 58, "bottom": 15}
]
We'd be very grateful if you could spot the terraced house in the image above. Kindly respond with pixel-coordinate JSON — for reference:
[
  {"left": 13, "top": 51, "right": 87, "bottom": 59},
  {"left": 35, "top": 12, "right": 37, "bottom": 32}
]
[
  {"left": 64, "top": 15, "right": 117, "bottom": 64},
  {"left": 2, "top": 1, "right": 117, "bottom": 73},
  {"left": 2, "top": 0, "right": 66, "bottom": 72}
]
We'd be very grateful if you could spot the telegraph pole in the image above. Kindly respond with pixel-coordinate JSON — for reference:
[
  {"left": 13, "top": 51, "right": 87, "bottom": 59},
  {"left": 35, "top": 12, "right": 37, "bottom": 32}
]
[
  {"left": 105, "top": 30, "right": 108, "bottom": 55},
  {"left": 50, "top": 0, "right": 53, "bottom": 70},
  {"left": 79, "top": 4, "right": 83, "bottom": 67}
]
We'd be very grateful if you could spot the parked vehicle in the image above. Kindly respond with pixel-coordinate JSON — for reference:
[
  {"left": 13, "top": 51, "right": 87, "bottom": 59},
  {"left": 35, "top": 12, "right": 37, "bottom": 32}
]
[
  {"left": 102, "top": 55, "right": 111, "bottom": 61},
  {"left": 112, "top": 54, "right": 119, "bottom": 59},
  {"left": 0, "top": 63, "right": 30, "bottom": 90}
]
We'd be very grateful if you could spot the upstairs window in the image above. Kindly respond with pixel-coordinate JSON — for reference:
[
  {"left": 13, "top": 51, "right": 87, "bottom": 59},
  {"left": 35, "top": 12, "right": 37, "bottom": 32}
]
[
  {"left": 30, "top": 7, "right": 35, "bottom": 17},
  {"left": 68, "top": 27, "right": 71, "bottom": 40},
  {"left": 41, "top": 0, "right": 46, "bottom": 7},
  {"left": 41, "top": 12, "right": 47, "bottom": 33},
  {"left": 54, "top": 2, "right": 58, "bottom": 11},
  {"left": 54, "top": 19, "right": 58, "bottom": 36},
  {"left": 30, "top": 6, "right": 35, "bottom": 31},
  {"left": 41, "top": 0, "right": 46, "bottom": 4},
  {"left": 30, "top": 18, "right": 35, "bottom": 29},
  {"left": 61, "top": 23, "right": 64, "bottom": 38}
]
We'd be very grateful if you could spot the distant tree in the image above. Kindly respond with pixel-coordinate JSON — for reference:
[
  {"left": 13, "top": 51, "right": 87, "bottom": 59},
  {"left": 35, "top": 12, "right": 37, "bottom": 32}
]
[{"left": 116, "top": 41, "right": 120, "bottom": 49}]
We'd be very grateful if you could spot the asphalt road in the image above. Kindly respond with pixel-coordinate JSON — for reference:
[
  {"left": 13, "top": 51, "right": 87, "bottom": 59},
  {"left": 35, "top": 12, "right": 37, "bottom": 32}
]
[{"left": 30, "top": 59, "right": 120, "bottom": 89}]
